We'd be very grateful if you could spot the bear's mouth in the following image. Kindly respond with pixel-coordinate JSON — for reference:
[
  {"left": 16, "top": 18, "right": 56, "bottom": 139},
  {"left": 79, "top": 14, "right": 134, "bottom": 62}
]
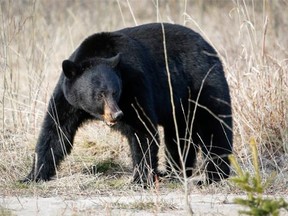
[
  {"left": 102, "top": 109, "right": 123, "bottom": 127},
  {"left": 104, "top": 120, "right": 117, "bottom": 127}
]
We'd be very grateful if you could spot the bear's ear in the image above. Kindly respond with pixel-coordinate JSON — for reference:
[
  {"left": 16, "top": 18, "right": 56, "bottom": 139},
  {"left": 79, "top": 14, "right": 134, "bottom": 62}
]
[
  {"left": 62, "top": 60, "right": 80, "bottom": 79},
  {"left": 106, "top": 53, "right": 121, "bottom": 68}
]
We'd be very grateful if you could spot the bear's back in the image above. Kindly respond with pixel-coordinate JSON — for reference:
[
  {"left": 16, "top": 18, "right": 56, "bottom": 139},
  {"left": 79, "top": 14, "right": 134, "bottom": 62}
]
[
  {"left": 73, "top": 23, "right": 216, "bottom": 64},
  {"left": 117, "top": 23, "right": 214, "bottom": 62},
  {"left": 71, "top": 23, "right": 223, "bottom": 96}
]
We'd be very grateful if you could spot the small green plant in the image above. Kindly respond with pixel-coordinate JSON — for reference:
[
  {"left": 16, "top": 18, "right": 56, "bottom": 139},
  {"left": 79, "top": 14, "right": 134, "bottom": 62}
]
[
  {"left": 84, "top": 159, "right": 123, "bottom": 175},
  {"left": 229, "top": 138, "right": 288, "bottom": 216}
]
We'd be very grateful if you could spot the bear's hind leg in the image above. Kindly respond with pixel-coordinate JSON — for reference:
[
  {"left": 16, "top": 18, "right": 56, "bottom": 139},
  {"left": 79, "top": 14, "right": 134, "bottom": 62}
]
[
  {"left": 164, "top": 126, "right": 197, "bottom": 179},
  {"left": 198, "top": 110, "right": 233, "bottom": 184}
]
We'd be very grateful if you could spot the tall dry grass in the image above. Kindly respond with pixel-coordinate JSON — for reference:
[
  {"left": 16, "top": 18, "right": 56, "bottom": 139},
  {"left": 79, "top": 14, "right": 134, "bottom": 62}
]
[{"left": 0, "top": 0, "right": 287, "bottom": 199}]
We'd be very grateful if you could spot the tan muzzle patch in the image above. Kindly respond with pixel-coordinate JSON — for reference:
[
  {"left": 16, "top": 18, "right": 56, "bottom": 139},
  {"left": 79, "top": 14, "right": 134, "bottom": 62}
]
[{"left": 102, "top": 99, "right": 123, "bottom": 126}]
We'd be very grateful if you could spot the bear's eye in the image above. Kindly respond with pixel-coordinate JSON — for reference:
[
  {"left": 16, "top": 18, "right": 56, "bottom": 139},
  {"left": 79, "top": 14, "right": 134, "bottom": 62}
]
[{"left": 97, "top": 92, "right": 104, "bottom": 100}]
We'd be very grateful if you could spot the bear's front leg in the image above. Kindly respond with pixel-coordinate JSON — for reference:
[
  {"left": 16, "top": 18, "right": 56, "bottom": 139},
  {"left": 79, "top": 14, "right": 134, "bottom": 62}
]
[
  {"left": 126, "top": 129, "right": 160, "bottom": 186},
  {"left": 21, "top": 83, "right": 90, "bottom": 183}
]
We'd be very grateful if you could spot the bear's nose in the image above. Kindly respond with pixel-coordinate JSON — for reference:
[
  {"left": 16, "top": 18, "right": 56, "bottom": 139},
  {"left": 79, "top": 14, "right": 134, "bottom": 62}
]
[{"left": 111, "top": 110, "right": 124, "bottom": 121}]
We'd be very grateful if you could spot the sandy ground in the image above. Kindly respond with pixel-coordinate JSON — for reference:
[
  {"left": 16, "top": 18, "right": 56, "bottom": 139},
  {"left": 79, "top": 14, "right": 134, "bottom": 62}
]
[{"left": 0, "top": 193, "right": 273, "bottom": 216}]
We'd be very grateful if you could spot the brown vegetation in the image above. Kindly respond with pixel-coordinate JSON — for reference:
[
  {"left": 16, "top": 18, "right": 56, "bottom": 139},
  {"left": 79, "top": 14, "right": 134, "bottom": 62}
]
[{"left": 0, "top": 0, "right": 287, "bottom": 214}]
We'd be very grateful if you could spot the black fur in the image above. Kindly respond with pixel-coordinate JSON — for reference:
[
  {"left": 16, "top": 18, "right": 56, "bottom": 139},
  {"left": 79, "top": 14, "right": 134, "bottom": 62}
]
[{"left": 21, "top": 23, "right": 233, "bottom": 185}]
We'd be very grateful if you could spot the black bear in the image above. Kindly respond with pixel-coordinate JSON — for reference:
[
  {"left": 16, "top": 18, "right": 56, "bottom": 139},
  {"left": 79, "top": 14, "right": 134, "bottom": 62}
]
[{"left": 22, "top": 23, "right": 233, "bottom": 185}]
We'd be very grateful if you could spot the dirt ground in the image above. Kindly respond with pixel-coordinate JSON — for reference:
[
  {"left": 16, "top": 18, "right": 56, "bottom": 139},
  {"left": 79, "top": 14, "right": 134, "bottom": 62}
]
[
  {"left": 0, "top": 193, "right": 243, "bottom": 216},
  {"left": 1, "top": 193, "right": 287, "bottom": 216}
]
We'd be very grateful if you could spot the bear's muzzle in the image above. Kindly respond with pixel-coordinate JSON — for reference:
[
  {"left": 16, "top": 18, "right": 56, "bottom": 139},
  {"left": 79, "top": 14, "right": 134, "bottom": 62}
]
[{"left": 103, "top": 99, "right": 123, "bottom": 126}]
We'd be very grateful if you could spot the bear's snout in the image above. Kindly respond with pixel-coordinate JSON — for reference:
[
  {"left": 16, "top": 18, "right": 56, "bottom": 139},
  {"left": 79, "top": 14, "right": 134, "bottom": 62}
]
[
  {"left": 103, "top": 99, "right": 123, "bottom": 126},
  {"left": 104, "top": 110, "right": 123, "bottom": 127},
  {"left": 111, "top": 110, "right": 123, "bottom": 122}
]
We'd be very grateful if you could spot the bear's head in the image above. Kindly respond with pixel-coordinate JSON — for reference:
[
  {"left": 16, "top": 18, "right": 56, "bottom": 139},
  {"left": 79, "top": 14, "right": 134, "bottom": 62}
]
[{"left": 62, "top": 54, "right": 123, "bottom": 126}]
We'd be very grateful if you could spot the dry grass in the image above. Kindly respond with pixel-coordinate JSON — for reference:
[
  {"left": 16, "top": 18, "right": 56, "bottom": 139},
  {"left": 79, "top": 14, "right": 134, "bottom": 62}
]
[{"left": 0, "top": 0, "right": 287, "bottom": 214}]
